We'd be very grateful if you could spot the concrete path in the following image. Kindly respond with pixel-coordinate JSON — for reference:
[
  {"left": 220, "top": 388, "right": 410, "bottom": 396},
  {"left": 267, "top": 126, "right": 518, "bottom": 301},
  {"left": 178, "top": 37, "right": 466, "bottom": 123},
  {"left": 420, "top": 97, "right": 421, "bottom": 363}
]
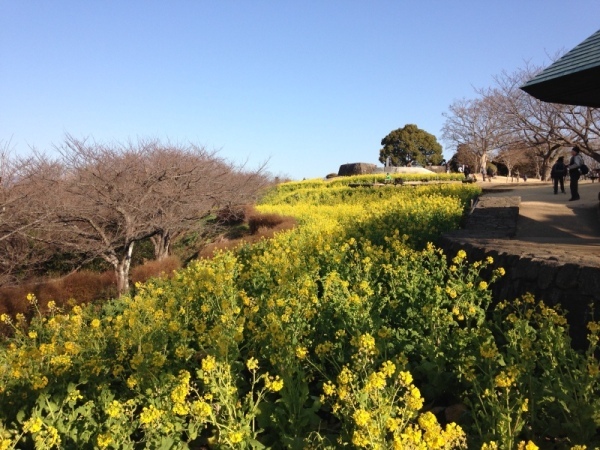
[{"left": 481, "top": 179, "right": 600, "bottom": 262}]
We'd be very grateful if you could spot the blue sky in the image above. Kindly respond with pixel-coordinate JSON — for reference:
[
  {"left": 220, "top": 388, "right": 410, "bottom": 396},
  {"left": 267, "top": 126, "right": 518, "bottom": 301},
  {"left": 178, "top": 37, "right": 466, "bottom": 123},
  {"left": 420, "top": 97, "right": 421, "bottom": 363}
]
[{"left": 1, "top": 1, "right": 598, "bottom": 180}]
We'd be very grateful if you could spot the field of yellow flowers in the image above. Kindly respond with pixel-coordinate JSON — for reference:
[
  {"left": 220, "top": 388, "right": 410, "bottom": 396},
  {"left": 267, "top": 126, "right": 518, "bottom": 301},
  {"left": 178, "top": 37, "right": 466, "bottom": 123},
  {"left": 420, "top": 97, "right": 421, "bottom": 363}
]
[{"left": 1, "top": 179, "right": 599, "bottom": 449}]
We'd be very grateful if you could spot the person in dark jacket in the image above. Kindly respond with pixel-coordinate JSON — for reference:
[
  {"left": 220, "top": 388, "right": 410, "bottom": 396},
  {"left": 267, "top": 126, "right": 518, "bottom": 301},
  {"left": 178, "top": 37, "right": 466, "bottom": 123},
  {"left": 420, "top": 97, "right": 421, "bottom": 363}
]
[
  {"left": 463, "top": 165, "right": 471, "bottom": 179},
  {"left": 567, "top": 146, "right": 584, "bottom": 201},
  {"left": 550, "top": 156, "right": 567, "bottom": 194}
]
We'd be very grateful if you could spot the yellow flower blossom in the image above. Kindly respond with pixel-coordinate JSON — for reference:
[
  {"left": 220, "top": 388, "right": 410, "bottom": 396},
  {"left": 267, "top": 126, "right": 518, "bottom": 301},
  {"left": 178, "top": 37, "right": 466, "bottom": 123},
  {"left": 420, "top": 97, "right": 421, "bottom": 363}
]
[
  {"left": 24, "top": 417, "right": 43, "bottom": 433},
  {"left": 353, "top": 409, "right": 371, "bottom": 427},
  {"left": 97, "top": 433, "right": 112, "bottom": 449},
  {"left": 295, "top": 346, "right": 308, "bottom": 359},
  {"left": 246, "top": 357, "right": 259, "bottom": 371},
  {"left": 201, "top": 355, "right": 217, "bottom": 372},
  {"left": 398, "top": 371, "right": 413, "bottom": 386},
  {"left": 229, "top": 431, "right": 244, "bottom": 443},
  {"left": 106, "top": 400, "right": 123, "bottom": 418},
  {"left": 265, "top": 375, "right": 284, "bottom": 392},
  {"left": 139, "top": 405, "right": 162, "bottom": 426},
  {"left": 517, "top": 441, "right": 539, "bottom": 450},
  {"left": 406, "top": 385, "right": 424, "bottom": 410},
  {"left": 381, "top": 360, "right": 396, "bottom": 377}
]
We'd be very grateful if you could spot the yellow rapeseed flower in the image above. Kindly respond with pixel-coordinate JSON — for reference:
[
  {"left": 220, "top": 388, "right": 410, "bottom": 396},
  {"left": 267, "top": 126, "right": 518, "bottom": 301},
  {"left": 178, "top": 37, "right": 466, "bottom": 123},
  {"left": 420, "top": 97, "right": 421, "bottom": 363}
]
[
  {"left": 381, "top": 360, "right": 396, "bottom": 377},
  {"left": 322, "top": 381, "right": 336, "bottom": 396},
  {"left": 406, "top": 386, "right": 424, "bottom": 410},
  {"left": 191, "top": 400, "right": 212, "bottom": 419},
  {"left": 24, "top": 417, "right": 43, "bottom": 433},
  {"left": 353, "top": 409, "right": 371, "bottom": 427},
  {"left": 139, "top": 405, "right": 162, "bottom": 426},
  {"left": 398, "top": 371, "right": 413, "bottom": 386},
  {"left": 201, "top": 355, "right": 217, "bottom": 372},
  {"left": 97, "top": 433, "right": 112, "bottom": 449},
  {"left": 266, "top": 375, "right": 284, "bottom": 392},
  {"left": 106, "top": 400, "right": 123, "bottom": 418},
  {"left": 246, "top": 357, "right": 259, "bottom": 371},
  {"left": 229, "top": 431, "right": 244, "bottom": 443},
  {"left": 517, "top": 441, "right": 539, "bottom": 450},
  {"left": 295, "top": 346, "right": 308, "bottom": 359},
  {"left": 494, "top": 371, "right": 514, "bottom": 388}
]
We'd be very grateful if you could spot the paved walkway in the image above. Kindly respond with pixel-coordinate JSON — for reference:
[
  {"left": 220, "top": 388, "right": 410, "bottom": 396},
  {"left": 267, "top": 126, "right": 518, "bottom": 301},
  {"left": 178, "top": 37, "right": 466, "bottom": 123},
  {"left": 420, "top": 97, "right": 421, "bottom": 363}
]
[{"left": 480, "top": 179, "right": 600, "bottom": 264}]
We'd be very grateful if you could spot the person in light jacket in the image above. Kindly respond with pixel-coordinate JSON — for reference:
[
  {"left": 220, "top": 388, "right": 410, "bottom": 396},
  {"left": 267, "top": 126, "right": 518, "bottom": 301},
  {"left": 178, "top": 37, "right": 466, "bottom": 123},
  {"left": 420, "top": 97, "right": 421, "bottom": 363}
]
[{"left": 567, "top": 146, "right": 584, "bottom": 201}]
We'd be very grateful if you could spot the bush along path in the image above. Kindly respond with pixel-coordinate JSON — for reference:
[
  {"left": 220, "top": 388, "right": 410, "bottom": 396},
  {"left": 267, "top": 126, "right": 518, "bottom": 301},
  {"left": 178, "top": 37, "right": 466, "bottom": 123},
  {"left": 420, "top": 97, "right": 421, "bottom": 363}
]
[{"left": 0, "top": 182, "right": 599, "bottom": 449}]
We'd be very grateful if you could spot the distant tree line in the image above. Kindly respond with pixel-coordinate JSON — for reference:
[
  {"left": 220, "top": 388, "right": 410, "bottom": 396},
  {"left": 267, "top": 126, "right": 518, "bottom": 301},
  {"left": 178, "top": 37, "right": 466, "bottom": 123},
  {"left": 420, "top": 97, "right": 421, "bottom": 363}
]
[
  {"left": 442, "top": 63, "right": 600, "bottom": 180},
  {"left": 0, "top": 136, "right": 271, "bottom": 294}
]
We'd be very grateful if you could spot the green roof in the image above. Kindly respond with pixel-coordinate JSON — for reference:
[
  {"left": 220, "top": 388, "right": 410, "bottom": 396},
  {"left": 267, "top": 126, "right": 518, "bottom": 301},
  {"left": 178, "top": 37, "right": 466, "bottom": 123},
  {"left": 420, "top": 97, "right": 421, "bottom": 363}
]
[{"left": 521, "top": 29, "right": 600, "bottom": 107}]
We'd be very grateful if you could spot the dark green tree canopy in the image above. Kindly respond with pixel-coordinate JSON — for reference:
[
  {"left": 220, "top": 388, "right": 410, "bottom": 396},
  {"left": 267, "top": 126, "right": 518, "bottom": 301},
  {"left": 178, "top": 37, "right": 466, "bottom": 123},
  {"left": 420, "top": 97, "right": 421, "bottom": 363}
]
[{"left": 379, "top": 124, "right": 443, "bottom": 167}]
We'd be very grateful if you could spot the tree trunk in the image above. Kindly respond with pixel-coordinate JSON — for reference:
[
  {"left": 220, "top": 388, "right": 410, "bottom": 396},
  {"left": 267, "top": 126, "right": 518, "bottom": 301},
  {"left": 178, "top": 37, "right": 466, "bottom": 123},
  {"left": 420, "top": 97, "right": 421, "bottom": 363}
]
[
  {"left": 114, "top": 242, "right": 134, "bottom": 296},
  {"left": 151, "top": 231, "right": 171, "bottom": 261},
  {"left": 479, "top": 153, "right": 488, "bottom": 175},
  {"left": 540, "top": 157, "right": 552, "bottom": 181}
]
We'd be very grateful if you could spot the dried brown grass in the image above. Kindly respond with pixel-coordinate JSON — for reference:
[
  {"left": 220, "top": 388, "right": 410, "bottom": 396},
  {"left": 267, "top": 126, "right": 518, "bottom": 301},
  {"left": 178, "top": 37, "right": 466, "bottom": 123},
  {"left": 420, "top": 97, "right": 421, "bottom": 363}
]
[
  {"left": 0, "top": 270, "right": 117, "bottom": 320},
  {"left": 198, "top": 210, "right": 296, "bottom": 259},
  {"left": 130, "top": 256, "right": 181, "bottom": 284},
  {"left": 0, "top": 257, "right": 181, "bottom": 322}
]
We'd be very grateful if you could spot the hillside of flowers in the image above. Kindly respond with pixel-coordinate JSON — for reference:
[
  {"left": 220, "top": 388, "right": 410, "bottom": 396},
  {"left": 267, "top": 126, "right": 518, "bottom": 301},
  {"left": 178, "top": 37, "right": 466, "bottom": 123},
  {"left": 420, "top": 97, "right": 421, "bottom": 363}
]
[{"left": 1, "top": 180, "right": 599, "bottom": 449}]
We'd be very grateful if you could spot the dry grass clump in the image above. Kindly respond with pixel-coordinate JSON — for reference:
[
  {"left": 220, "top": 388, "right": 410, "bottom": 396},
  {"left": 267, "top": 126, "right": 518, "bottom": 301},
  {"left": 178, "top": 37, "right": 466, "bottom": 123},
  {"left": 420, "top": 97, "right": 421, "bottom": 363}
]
[
  {"left": 198, "top": 210, "right": 296, "bottom": 259},
  {"left": 0, "top": 270, "right": 117, "bottom": 320},
  {"left": 248, "top": 212, "right": 296, "bottom": 235},
  {"left": 130, "top": 256, "right": 181, "bottom": 284},
  {"left": 0, "top": 257, "right": 181, "bottom": 323}
]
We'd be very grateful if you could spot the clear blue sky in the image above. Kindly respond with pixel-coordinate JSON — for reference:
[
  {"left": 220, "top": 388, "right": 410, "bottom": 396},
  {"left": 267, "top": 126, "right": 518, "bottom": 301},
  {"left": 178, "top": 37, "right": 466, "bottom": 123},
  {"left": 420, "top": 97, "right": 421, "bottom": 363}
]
[{"left": 1, "top": 1, "right": 598, "bottom": 180}]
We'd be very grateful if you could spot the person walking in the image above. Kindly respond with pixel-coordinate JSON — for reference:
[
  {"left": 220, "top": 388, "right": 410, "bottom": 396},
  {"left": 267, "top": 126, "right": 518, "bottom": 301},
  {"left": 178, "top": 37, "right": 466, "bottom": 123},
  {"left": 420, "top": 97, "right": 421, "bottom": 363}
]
[
  {"left": 567, "top": 146, "right": 584, "bottom": 201},
  {"left": 550, "top": 156, "right": 567, "bottom": 194}
]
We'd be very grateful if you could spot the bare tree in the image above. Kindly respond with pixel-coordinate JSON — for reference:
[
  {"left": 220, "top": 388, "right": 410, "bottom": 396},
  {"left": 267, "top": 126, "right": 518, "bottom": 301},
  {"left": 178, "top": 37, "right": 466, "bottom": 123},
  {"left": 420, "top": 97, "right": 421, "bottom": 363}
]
[
  {"left": 491, "top": 66, "right": 571, "bottom": 180},
  {"left": 494, "top": 143, "right": 529, "bottom": 182},
  {"left": 555, "top": 105, "right": 600, "bottom": 162},
  {"left": 442, "top": 93, "right": 508, "bottom": 174},
  {"left": 25, "top": 136, "right": 270, "bottom": 295},
  {"left": 136, "top": 144, "right": 270, "bottom": 261},
  {"left": 0, "top": 144, "right": 56, "bottom": 286},
  {"left": 27, "top": 137, "right": 187, "bottom": 294}
]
